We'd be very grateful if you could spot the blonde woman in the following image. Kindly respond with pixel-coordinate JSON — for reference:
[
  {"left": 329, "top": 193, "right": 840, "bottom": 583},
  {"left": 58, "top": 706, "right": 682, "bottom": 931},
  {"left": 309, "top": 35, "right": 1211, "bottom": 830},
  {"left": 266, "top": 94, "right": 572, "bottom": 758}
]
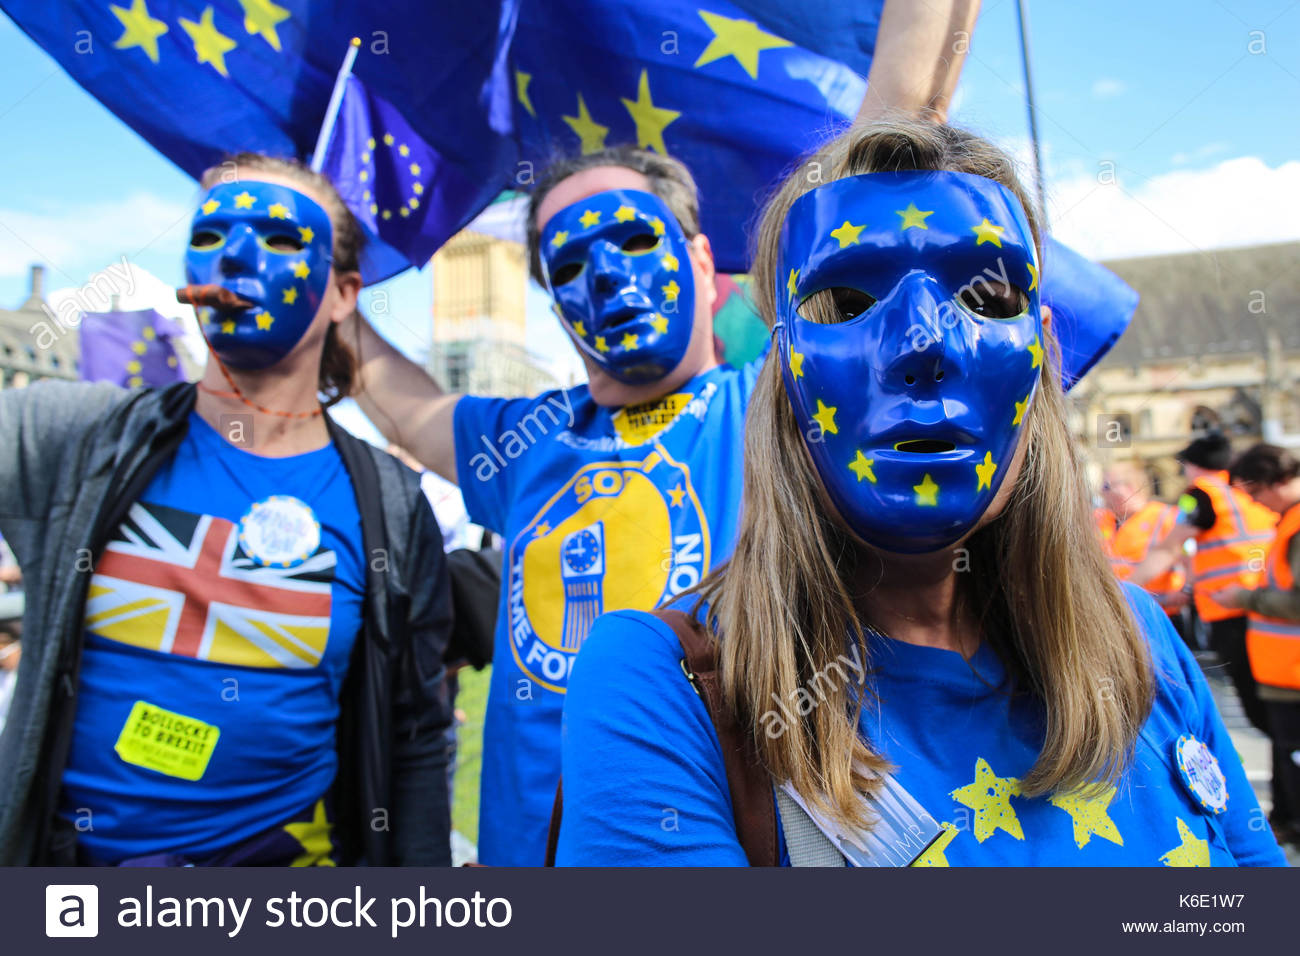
[{"left": 555, "top": 119, "right": 1284, "bottom": 866}]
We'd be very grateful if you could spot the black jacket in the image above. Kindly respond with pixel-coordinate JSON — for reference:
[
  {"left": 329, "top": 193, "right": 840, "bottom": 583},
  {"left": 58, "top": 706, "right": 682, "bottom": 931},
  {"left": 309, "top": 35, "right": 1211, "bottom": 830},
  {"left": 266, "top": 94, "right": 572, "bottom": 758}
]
[{"left": 0, "top": 381, "right": 452, "bottom": 865}]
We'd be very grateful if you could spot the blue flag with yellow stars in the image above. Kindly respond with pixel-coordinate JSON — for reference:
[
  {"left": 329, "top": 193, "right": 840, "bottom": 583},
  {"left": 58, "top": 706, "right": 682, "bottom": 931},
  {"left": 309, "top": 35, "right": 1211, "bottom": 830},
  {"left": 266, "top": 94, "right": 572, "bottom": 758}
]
[{"left": 79, "top": 309, "right": 187, "bottom": 388}]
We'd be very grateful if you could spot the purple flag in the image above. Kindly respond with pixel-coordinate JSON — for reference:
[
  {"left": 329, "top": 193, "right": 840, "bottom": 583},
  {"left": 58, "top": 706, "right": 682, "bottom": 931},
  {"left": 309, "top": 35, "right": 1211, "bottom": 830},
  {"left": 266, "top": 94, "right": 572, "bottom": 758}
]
[{"left": 79, "top": 309, "right": 187, "bottom": 389}]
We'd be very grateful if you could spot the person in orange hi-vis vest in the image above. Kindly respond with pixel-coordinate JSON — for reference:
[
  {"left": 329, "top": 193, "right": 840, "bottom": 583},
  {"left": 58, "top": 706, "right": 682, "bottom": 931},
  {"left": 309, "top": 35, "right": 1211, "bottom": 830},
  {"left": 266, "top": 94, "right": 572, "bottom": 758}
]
[
  {"left": 1218, "top": 444, "right": 1300, "bottom": 846},
  {"left": 1101, "top": 461, "right": 1189, "bottom": 637},
  {"left": 1131, "top": 432, "right": 1277, "bottom": 734},
  {"left": 1093, "top": 504, "right": 1118, "bottom": 558}
]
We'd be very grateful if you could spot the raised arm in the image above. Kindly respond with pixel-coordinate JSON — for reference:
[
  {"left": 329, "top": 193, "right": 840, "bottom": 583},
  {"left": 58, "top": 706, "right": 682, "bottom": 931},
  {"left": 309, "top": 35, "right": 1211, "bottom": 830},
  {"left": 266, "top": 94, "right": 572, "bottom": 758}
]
[
  {"left": 857, "top": 0, "right": 981, "bottom": 125},
  {"left": 344, "top": 311, "right": 462, "bottom": 485}
]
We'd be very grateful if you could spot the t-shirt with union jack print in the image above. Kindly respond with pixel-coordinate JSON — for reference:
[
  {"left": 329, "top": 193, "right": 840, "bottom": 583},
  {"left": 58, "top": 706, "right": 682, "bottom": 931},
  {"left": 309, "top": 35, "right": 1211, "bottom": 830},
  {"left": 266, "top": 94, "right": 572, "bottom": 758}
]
[{"left": 60, "top": 411, "right": 365, "bottom": 863}]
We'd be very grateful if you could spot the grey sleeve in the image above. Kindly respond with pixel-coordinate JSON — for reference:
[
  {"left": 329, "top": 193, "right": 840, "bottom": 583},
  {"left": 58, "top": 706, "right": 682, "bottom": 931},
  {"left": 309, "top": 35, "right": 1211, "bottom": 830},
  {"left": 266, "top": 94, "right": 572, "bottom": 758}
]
[{"left": 1242, "top": 531, "right": 1300, "bottom": 621}]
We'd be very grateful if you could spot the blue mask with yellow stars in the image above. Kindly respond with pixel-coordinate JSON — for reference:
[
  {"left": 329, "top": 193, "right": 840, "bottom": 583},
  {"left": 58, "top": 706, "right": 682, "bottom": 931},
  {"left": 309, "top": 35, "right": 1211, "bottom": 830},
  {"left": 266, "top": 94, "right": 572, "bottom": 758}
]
[
  {"left": 775, "top": 170, "right": 1044, "bottom": 554},
  {"left": 186, "top": 180, "right": 334, "bottom": 370},
  {"left": 539, "top": 189, "right": 695, "bottom": 384}
]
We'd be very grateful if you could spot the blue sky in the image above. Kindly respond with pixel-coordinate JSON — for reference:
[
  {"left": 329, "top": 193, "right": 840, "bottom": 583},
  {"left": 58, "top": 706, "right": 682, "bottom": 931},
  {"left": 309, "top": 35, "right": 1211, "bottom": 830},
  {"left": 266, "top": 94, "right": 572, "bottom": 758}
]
[{"left": 1, "top": 1, "right": 1297, "bottom": 370}]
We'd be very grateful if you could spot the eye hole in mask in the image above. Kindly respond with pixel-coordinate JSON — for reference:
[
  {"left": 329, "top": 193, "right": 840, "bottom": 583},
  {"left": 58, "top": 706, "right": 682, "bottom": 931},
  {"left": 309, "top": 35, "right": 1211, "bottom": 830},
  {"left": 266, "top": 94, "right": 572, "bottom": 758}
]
[
  {"left": 796, "top": 286, "right": 878, "bottom": 324},
  {"left": 190, "top": 229, "right": 225, "bottom": 250},
  {"left": 259, "top": 233, "right": 305, "bottom": 254},
  {"left": 957, "top": 281, "right": 1028, "bottom": 319},
  {"left": 551, "top": 261, "right": 585, "bottom": 286},
  {"left": 621, "top": 232, "right": 660, "bottom": 254}
]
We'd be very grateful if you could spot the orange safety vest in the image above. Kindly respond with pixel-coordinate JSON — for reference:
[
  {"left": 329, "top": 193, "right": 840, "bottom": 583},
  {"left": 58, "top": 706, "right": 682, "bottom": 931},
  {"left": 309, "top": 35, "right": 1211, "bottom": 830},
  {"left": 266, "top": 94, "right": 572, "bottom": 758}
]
[
  {"left": 1094, "top": 507, "right": 1117, "bottom": 558},
  {"left": 1110, "top": 500, "right": 1185, "bottom": 605},
  {"left": 1190, "top": 472, "right": 1277, "bottom": 622},
  {"left": 1246, "top": 502, "right": 1300, "bottom": 690}
]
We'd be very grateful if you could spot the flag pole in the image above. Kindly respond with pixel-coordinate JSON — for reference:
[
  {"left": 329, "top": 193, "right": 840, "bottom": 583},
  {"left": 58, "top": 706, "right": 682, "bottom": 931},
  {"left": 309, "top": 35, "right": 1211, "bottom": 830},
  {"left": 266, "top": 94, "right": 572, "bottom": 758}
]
[
  {"left": 1014, "top": 0, "right": 1048, "bottom": 228},
  {"left": 310, "top": 37, "right": 362, "bottom": 172}
]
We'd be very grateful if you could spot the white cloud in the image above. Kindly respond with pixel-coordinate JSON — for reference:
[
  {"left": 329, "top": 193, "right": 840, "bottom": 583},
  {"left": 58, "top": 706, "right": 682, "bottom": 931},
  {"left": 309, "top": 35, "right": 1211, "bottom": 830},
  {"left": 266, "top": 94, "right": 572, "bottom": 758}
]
[
  {"left": 1046, "top": 156, "right": 1300, "bottom": 260},
  {"left": 1171, "top": 141, "right": 1231, "bottom": 166},
  {"left": 1091, "top": 78, "right": 1126, "bottom": 98}
]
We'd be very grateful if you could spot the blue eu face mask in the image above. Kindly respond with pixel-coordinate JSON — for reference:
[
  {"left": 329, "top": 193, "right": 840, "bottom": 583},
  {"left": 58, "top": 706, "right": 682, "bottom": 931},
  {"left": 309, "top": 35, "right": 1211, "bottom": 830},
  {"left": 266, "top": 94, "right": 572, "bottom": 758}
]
[
  {"left": 186, "top": 180, "right": 335, "bottom": 370},
  {"left": 775, "top": 170, "right": 1044, "bottom": 554},
  {"left": 539, "top": 189, "right": 696, "bottom": 384}
]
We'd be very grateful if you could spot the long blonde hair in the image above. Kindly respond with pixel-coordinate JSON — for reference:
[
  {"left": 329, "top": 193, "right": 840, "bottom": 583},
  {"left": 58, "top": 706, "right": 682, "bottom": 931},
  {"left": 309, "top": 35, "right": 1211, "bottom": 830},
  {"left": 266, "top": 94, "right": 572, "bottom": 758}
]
[{"left": 697, "top": 116, "right": 1154, "bottom": 827}]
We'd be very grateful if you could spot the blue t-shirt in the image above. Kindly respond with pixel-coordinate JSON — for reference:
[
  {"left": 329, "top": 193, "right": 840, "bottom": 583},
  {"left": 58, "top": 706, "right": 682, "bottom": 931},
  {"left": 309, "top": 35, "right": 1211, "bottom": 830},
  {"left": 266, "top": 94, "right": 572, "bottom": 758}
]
[
  {"left": 61, "top": 412, "right": 365, "bottom": 863},
  {"left": 557, "top": 585, "right": 1286, "bottom": 866},
  {"left": 455, "top": 356, "right": 765, "bottom": 865}
]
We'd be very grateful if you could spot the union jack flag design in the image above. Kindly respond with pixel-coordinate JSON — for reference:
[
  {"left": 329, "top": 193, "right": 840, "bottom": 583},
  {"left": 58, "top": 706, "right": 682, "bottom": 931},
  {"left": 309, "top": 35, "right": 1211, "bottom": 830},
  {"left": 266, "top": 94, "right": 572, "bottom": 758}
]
[{"left": 85, "top": 501, "right": 335, "bottom": 669}]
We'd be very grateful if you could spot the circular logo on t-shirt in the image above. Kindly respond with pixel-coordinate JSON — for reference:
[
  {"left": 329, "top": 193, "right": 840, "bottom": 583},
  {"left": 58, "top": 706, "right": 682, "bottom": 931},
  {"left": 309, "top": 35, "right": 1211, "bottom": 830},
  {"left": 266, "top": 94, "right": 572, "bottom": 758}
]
[
  {"left": 238, "top": 495, "right": 321, "bottom": 568},
  {"left": 1175, "top": 734, "right": 1228, "bottom": 815}
]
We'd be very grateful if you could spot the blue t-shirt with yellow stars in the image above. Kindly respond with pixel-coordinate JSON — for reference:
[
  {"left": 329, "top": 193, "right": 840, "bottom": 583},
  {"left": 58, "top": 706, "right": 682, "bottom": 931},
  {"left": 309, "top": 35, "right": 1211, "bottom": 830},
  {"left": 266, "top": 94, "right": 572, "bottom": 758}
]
[
  {"left": 556, "top": 585, "right": 1286, "bottom": 866},
  {"left": 454, "top": 355, "right": 765, "bottom": 866}
]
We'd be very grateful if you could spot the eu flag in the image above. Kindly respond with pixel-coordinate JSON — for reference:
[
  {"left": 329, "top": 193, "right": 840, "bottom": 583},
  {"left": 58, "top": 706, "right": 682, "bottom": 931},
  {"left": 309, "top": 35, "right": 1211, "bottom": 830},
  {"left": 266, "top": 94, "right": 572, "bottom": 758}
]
[{"left": 80, "top": 309, "right": 187, "bottom": 388}]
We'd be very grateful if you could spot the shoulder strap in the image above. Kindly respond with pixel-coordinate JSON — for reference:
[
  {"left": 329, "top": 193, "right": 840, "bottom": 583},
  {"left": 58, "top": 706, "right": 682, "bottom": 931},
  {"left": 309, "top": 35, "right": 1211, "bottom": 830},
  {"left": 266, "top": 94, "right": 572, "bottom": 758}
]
[
  {"left": 774, "top": 788, "right": 846, "bottom": 867},
  {"left": 652, "top": 608, "right": 780, "bottom": 867}
]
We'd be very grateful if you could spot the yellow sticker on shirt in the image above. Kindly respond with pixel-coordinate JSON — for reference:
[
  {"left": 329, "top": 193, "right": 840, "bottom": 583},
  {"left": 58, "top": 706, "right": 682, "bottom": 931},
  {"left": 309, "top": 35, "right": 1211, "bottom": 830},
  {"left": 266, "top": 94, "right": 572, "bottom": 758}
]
[
  {"left": 611, "top": 391, "right": 694, "bottom": 445},
  {"left": 113, "top": 700, "right": 220, "bottom": 781}
]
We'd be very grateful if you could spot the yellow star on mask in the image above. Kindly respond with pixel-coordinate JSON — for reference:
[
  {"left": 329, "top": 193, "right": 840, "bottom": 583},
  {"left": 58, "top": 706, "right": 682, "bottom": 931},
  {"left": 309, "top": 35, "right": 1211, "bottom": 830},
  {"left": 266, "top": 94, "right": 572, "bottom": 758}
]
[
  {"left": 971, "top": 218, "right": 1005, "bottom": 247},
  {"left": 912, "top": 822, "right": 960, "bottom": 866},
  {"left": 975, "top": 451, "right": 997, "bottom": 491},
  {"left": 282, "top": 286, "right": 298, "bottom": 305},
  {"left": 179, "top": 6, "right": 238, "bottom": 77},
  {"left": 830, "top": 220, "right": 866, "bottom": 247},
  {"left": 896, "top": 202, "right": 934, "bottom": 230},
  {"left": 1027, "top": 336, "right": 1044, "bottom": 369},
  {"left": 1049, "top": 785, "right": 1124, "bottom": 849},
  {"left": 112, "top": 0, "right": 169, "bottom": 64},
  {"left": 621, "top": 332, "right": 640, "bottom": 350},
  {"left": 661, "top": 252, "right": 679, "bottom": 272},
  {"left": 668, "top": 484, "right": 687, "bottom": 507},
  {"left": 255, "top": 312, "right": 274, "bottom": 330},
  {"left": 787, "top": 268, "right": 799, "bottom": 299},
  {"left": 237, "top": 0, "right": 290, "bottom": 52},
  {"left": 621, "top": 70, "right": 680, "bottom": 155},
  {"left": 649, "top": 217, "right": 665, "bottom": 236},
  {"left": 1012, "top": 395, "right": 1029, "bottom": 426},
  {"left": 562, "top": 93, "right": 609, "bottom": 155},
  {"left": 233, "top": 191, "right": 256, "bottom": 209},
  {"left": 200, "top": 198, "right": 220, "bottom": 215},
  {"left": 788, "top": 348, "right": 804, "bottom": 379},
  {"left": 292, "top": 261, "right": 310, "bottom": 279},
  {"left": 220, "top": 319, "right": 236, "bottom": 334},
  {"left": 650, "top": 314, "right": 669, "bottom": 334},
  {"left": 298, "top": 225, "right": 314, "bottom": 244},
  {"left": 579, "top": 209, "right": 601, "bottom": 229},
  {"left": 550, "top": 230, "right": 569, "bottom": 249},
  {"left": 812, "top": 399, "right": 838, "bottom": 435},
  {"left": 614, "top": 205, "right": 637, "bottom": 223},
  {"left": 913, "top": 473, "right": 940, "bottom": 506},
  {"left": 1160, "top": 817, "right": 1210, "bottom": 867},
  {"left": 285, "top": 799, "right": 336, "bottom": 867},
  {"left": 950, "top": 758, "right": 1024, "bottom": 842},
  {"left": 849, "top": 450, "right": 876, "bottom": 483},
  {"left": 1026, "top": 262, "right": 1039, "bottom": 291},
  {"left": 595, "top": 336, "right": 610, "bottom": 353},
  {"left": 267, "top": 202, "right": 290, "bottom": 219},
  {"left": 693, "top": 10, "right": 793, "bottom": 80},
  {"left": 515, "top": 70, "right": 535, "bottom": 117},
  {"left": 572, "top": 320, "right": 587, "bottom": 338},
  {"left": 661, "top": 280, "right": 680, "bottom": 302}
]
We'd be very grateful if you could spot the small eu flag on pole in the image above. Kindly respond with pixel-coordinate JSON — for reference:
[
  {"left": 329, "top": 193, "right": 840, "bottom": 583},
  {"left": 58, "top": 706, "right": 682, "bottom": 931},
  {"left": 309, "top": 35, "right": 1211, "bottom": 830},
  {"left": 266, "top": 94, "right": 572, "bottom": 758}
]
[{"left": 79, "top": 309, "right": 186, "bottom": 388}]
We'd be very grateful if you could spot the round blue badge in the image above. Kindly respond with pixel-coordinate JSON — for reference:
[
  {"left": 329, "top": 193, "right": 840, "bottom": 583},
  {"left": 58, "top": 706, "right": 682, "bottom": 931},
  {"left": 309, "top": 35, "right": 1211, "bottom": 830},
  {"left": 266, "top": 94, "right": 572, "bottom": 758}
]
[
  {"left": 1174, "top": 734, "right": 1228, "bottom": 815},
  {"left": 237, "top": 495, "right": 321, "bottom": 569}
]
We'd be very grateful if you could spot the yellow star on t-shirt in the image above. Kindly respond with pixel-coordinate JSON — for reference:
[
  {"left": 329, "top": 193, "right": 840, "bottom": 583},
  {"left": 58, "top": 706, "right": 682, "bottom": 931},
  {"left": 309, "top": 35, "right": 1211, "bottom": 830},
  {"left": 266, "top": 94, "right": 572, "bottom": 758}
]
[
  {"left": 896, "top": 202, "right": 934, "bottom": 230},
  {"left": 284, "top": 798, "right": 335, "bottom": 867},
  {"left": 1049, "top": 785, "right": 1124, "bottom": 849},
  {"left": 267, "top": 202, "right": 290, "bottom": 219},
  {"left": 849, "top": 450, "right": 876, "bottom": 483},
  {"left": 579, "top": 209, "right": 601, "bottom": 229},
  {"left": 533, "top": 522, "right": 551, "bottom": 538},
  {"left": 562, "top": 93, "right": 609, "bottom": 155},
  {"left": 787, "top": 268, "right": 799, "bottom": 299},
  {"left": 830, "top": 220, "right": 866, "bottom": 248},
  {"left": 788, "top": 348, "right": 804, "bottom": 379},
  {"left": 515, "top": 69, "right": 535, "bottom": 117},
  {"left": 693, "top": 10, "right": 793, "bottom": 80},
  {"left": 255, "top": 312, "right": 275, "bottom": 331},
  {"left": 620, "top": 70, "right": 680, "bottom": 155},
  {"left": 572, "top": 320, "right": 587, "bottom": 339},
  {"left": 661, "top": 280, "right": 680, "bottom": 302},
  {"left": 913, "top": 473, "right": 940, "bottom": 507},
  {"left": 621, "top": 332, "right": 640, "bottom": 350},
  {"left": 595, "top": 336, "right": 609, "bottom": 353},
  {"left": 282, "top": 286, "right": 298, "bottom": 305},
  {"left": 661, "top": 252, "right": 679, "bottom": 273},
  {"left": 650, "top": 314, "right": 669, "bottom": 335},
  {"left": 1026, "top": 262, "right": 1039, "bottom": 291},
  {"left": 614, "top": 205, "right": 637, "bottom": 223},
  {"left": 291, "top": 261, "right": 310, "bottom": 279},
  {"left": 298, "top": 225, "right": 314, "bottom": 244},
  {"left": 233, "top": 191, "right": 256, "bottom": 209},
  {"left": 971, "top": 218, "right": 1005, "bottom": 247},
  {"left": 812, "top": 398, "right": 838, "bottom": 435},
  {"left": 950, "top": 757, "right": 1024, "bottom": 842},
  {"left": 975, "top": 451, "right": 997, "bottom": 491},
  {"left": 668, "top": 484, "right": 687, "bottom": 507},
  {"left": 237, "top": 0, "right": 291, "bottom": 52},
  {"left": 179, "top": 7, "right": 238, "bottom": 77},
  {"left": 1027, "top": 336, "right": 1044, "bottom": 369},
  {"left": 550, "top": 230, "right": 569, "bottom": 249},
  {"left": 1012, "top": 395, "right": 1029, "bottom": 426},
  {"left": 111, "top": 0, "right": 169, "bottom": 64},
  {"left": 200, "top": 198, "right": 220, "bottom": 215},
  {"left": 1160, "top": 817, "right": 1210, "bottom": 867},
  {"left": 911, "top": 822, "right": 960, "bottom": 867}
]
